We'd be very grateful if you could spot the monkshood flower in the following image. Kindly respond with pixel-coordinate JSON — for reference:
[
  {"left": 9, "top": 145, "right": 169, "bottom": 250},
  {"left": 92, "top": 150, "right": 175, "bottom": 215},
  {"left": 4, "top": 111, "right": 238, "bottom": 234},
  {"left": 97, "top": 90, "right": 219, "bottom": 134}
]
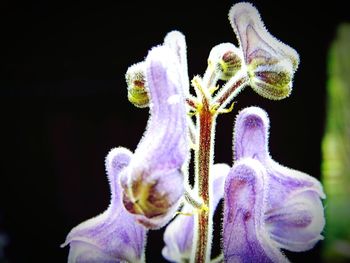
[
  {"left": 62, "top": 34, "right": 190, "bottom": 261},
  {"left": 61, "top": 147, "right": 147, "bottom": 263},
  {"left": 162, "top": 163, "right": 230, "bottom": 262},
  {"left": 228, "top": 3, "right": 300, "bottom": 100},
  {"left": 120, "top": 44, "right": 190, "bottom": 229},
  {"left": 223, "top": 107, "right": 325, "bottom": 262}
]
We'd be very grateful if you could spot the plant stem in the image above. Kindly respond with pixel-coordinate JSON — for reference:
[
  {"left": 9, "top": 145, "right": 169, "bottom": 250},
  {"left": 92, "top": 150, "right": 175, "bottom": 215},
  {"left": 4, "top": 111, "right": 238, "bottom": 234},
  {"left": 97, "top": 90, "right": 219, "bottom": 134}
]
[
  {"left": 193, "top": 94, "right": 215, "bottom": 263},
  {"left": 191, "top": 72, "right": 247, "bottom": 263}
]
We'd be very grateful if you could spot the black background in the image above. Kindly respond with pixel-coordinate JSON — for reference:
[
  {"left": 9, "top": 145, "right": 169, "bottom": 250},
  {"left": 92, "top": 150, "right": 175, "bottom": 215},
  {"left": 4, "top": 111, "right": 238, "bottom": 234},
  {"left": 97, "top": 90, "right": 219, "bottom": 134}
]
[{"left": 1, "top": 0, "right": 349, "bottom": 262}]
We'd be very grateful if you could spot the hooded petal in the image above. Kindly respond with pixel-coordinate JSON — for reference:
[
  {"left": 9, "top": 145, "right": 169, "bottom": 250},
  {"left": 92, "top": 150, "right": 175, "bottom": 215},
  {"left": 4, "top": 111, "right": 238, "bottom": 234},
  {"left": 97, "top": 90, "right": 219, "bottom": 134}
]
[
  {"left": 121, "top": 45, "right": 189, "bottom": 229},
  {"left": 231, "top": 106, "right": 326, "bottom": 258},
  {"left": 162, "top": 163, "right": 230, "bottom": 262},
  {"left": 223, "top": 158, "right": 288, "bottom": 263},
  {"left": 61, "top": 147, "right": 147, "bottom": 263},
  {"left": 228, "top": 3, "right": 299, "bottom": 100}
]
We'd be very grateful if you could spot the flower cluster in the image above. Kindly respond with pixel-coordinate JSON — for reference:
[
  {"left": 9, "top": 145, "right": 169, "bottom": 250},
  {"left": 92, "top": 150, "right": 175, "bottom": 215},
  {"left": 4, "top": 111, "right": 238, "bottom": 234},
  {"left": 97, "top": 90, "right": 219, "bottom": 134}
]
[{"left": 62, "top": 2, "right": 325, "bottom": 263}]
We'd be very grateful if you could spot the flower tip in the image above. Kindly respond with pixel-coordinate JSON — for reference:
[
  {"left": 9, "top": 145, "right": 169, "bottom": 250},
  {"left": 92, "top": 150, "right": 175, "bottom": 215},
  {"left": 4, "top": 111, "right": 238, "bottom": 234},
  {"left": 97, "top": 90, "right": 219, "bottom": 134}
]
[
  {"left": 164, "top": 30, "right": 186, "bottom": 44},
  {"left": 105, "top": 147, "right": 133, "bottom": 171},
  {"left": 60, "top": 241, "right": 67, "bottom": 248},
  {"left": 237, "top": 106, "right": 269, "bottom": 128}
]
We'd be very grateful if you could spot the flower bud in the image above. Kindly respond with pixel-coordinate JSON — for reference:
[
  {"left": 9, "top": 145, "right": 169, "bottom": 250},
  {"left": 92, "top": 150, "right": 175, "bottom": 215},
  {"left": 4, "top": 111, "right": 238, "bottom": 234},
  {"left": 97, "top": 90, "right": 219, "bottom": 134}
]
[
  {"left": 125, "top": 62, "right": 149, "bottom": 108},
  {"left": 208, "top": 43, "right": 243, "bottom": 81},
  {"left": 229, "top": 2, "right": 300, "bottom": 100},
  {"left": 248, "top": 58, "right": 294, "bottom": 100}
]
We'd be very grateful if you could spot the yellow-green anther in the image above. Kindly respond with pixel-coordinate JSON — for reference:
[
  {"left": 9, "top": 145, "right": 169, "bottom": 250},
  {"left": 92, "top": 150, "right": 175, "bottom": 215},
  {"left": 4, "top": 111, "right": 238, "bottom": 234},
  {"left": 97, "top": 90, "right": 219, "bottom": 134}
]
[{"left": 125, "top": 62, "right": 149, "bottom": 108}]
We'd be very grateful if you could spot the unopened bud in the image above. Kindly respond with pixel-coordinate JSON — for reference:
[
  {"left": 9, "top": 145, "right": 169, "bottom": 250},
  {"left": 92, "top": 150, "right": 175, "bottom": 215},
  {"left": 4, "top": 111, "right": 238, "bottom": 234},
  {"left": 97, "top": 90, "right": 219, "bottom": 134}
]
[
  {"left": 208, "top": 43, "right": 243, "bottom": 81},
  {"left": 248, "top": 61, "right": 293, "bottom": 100},
  {"left": 229, "top": 2, "right": 300, "bottom": 100},
  {"left": 125, "top": 62, "right": 149, "bottom": 108}
]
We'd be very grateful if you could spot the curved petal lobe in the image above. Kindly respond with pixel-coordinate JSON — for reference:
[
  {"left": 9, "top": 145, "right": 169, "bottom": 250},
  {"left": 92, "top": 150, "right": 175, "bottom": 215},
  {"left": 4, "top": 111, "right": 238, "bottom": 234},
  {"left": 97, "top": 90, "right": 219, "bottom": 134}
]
[{"left": 264, "top": 160, "right": 326, "bottom": 252}]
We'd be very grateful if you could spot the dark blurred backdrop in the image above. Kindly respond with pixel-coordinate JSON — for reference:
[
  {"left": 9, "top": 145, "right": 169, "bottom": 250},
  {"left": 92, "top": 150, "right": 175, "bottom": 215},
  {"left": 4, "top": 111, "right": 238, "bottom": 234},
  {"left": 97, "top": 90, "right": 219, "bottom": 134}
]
[{"left": 1, "top": 1, "right": 349, "bottom": 262}]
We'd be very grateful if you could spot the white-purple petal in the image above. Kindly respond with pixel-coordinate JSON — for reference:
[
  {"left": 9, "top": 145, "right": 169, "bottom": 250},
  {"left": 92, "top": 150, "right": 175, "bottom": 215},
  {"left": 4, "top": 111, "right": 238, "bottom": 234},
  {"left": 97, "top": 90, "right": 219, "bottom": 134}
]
[
  {"left": 263, "top": 160, "right": 325, "bottom": 252},
  {"left": 265, "top": 190, "right": 325, "bottom": 252},
  {"left": 61, "top": 147, "right": 147, "bottom": 263}
]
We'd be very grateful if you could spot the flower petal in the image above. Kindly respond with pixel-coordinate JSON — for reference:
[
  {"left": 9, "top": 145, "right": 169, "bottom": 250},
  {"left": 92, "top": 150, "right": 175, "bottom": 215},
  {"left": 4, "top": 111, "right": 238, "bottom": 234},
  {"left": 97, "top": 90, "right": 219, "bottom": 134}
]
[
  {"left": 223, "top": 158, "right": 288, "bottom": 263},
  {"left": 265, "top": 190, "right": 325, "bottom": 252},
  {"left": 162, "top": 163, "right": 230, "bottom": 262},
  {"left": 264, "top": 160, "right": 325, "bottom": 252},
  {"left": 121, "top": 45, "right": 189, "bottom": 229},
  {"left": 61, "top": 147, "right": 147, "bottom": 263}
]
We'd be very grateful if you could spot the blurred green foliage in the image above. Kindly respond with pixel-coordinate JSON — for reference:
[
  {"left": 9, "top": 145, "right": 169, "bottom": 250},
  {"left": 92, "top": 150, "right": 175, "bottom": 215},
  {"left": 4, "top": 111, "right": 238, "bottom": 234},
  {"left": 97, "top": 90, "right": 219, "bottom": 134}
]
[{"left": 322, "top": 23, "right": 350, "bottom": 262}]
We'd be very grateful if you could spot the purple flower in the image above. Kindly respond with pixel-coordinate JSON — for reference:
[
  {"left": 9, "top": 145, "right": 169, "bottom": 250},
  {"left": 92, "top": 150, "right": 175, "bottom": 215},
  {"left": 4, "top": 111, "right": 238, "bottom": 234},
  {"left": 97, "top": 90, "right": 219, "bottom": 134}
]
[
  {"left": 61, "top": 147, "right": 147, "bottom": 263},
  {"left": 229, "top": 3, "right": 300, "bottom": 100},
  {"left": 223, "top": 106, "right": 325, "bottom": 262},
  {"left": 62, "top": 31, "right": 190, "bottom": 262},
  {"left": 120, "top": 44, "right": 190, "bottom": 229},
  {"left": 162, "top": 163, "right": 230, "bottom": 262}
]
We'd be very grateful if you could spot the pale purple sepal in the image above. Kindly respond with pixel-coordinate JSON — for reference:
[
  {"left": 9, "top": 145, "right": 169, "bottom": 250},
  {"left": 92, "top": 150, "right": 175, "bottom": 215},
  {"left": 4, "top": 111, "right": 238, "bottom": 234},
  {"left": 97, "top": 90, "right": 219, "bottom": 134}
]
[
  {"left": 223, "top": 106, "right": 325, "bottom": 262},
  {"left": 162, "top": 163, "right": 230, "bottom": 262},
  {"left": 61, "top": 147, "right": 147, "bottom": 263},
  {"left": 121, "top": 45, "right": 189, "bottom": 229}
]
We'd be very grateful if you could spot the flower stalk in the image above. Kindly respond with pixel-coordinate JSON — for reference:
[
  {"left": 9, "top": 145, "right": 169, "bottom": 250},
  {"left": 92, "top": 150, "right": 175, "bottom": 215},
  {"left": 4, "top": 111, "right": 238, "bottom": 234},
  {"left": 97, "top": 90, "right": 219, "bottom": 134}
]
[
  {"left": 191, "top": 70, "right": 247, "bottom": 263},
  {"left": 193, "top": 91, "right": 214, "bottom": 263}
]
